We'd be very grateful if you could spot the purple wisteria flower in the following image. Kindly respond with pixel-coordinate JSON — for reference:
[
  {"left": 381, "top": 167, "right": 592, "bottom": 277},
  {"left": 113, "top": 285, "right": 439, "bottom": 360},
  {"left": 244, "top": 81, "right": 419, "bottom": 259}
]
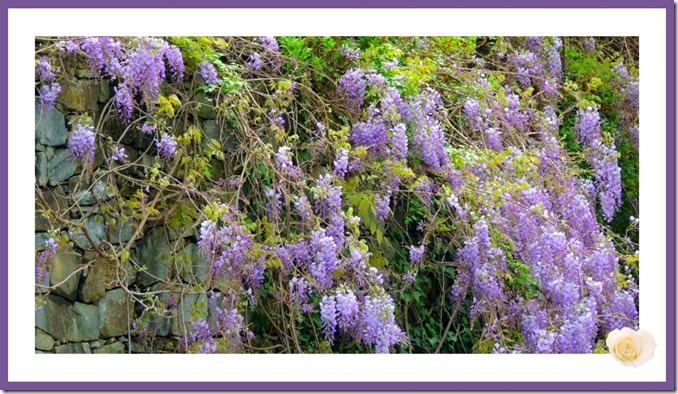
[
  {"left": 36, "top": 238, "right": 58, "bottom": 284},
  {"left": 114, "top": 83, "right": 133, "bottom": 122},
  {"left": 383, "top": 58, "right": 399, "bottom": 70},
  {"left": 582, "top": 37, "right": 596, "bottom": 55},
  {"left": 360, "top": 292, "right": 407, "bottom": 353},
  {"left": 163, "top": 44, "right": 185, "bottom": 83},
  {"left": 333, "top": 148, "right": 349, "bottom": 179},
  {"left": 275, "top": 146, "right": 303, "bottom": 180},
  {"left": 268, "top": 110, "right": 285, "bottom": 129},
  {"left": 335, "top": 289, "right": 359, "bottom": 333},
  {"left": 199, "top": 60, "right": 219, "bottom": 86},
  {"left": 365, "top": 71, "right": 388, "bottom": 89},
  {"left": 36, "top": 56, "right": 56, "bottom": 83},
  {"left": 320, "top": 295, "right": 337, "bottom": 342},
  {"left": 376, "top": 190, "right": 391, "bottom": 222},
  {"left": 389, "top": 123, "right": 409, "bottom": 162},
  {"left": 246, "top": 53, "right": 263, "bottom": 72},
  {"left": 141, "top": 123, "right": 156, "bottom": 135},
  {"left": 409, "top": 245, "right": 425, "bottom": 265},
  {"left": 156, "top": 133, "right": 178, "bottom": 160},
  {"left": 265, "top": 186, "right": 282, "bottom": 223},
  {"left": 310, "top": 229, "right": 339, "bottom": 288},
  {"left": 337, "top": 69, "right": 366, "bottom": 112},
  {"left": 80, "top": 36, "right": 124, "bottom": 76},
  {"left": 257, "top": 36, "right": 282, "bottom": 71},
  {"left": 340, "top": 44, "right": 361, "bottom": 61},
  {"left": 186, "top": 319, "right": 216, "bottom": 353},
  {"left": 39, "top": 84, "right": 61, "bottom": 111},
  {"left": 259, "top": 36, "right": 280, "bottom": 53},
  {"left": 125, "top": 38, "right": 166, "bottom": 103},
  {"left": 402, "top": 271, "right": 417, "bottom": 287},
  {"left": 68, "top": 124, "right": 96, "bottom": 168},
  {"left": 111, "top": 146, "right": 128, "bottom": 162},
  {"left": 294, "top": 195, "right": 314, "bottom": 231},
  {"left": 289, "top": 277, "right": 314, "bottom": 313}
]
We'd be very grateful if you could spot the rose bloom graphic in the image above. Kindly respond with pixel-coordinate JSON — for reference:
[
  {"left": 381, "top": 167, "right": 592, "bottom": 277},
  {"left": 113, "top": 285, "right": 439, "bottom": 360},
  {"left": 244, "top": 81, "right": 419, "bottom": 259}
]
[{"left": 606, "top": 328, "right": 657, "bottom": 367}]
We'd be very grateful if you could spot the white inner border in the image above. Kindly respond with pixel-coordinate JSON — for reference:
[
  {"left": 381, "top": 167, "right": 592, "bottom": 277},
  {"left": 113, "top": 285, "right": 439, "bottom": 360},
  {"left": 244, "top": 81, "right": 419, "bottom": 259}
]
[{"left": 7, "top": 8, "right": 667, "bottom": 383}]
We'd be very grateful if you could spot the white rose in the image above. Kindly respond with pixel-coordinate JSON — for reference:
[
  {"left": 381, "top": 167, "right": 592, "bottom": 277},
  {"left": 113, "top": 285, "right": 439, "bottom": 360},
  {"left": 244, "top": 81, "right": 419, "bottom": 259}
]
[{"left": 606, "top": 327, "right": 657, "bottom": 367}]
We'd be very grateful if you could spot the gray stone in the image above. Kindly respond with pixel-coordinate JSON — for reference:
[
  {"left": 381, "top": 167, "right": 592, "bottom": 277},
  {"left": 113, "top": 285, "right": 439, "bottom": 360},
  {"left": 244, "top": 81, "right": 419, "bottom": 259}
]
[
  {"left": 130, "top": 340, "right": 149, "bottom": 353},
  {"left": 35, "top": 295, "right": 72, "bottom": 341},
  {"left": 203, "top": 120, "right": 220, "bottom": 140},
  {"left": 135, "top": 288, "right": 172, "bottom": 337},
  {"left": 36, "top": 152, "right": 48, "bottom": 187},
  {"left": 72, "top": 302, "right": 100, "bottom": 340},
  {"left": 140, "top": 153, "right": 155, "bottom": 169},
  {"left": 201, "top": 119, "right": 235, "bottom": 152},
  {"left": 54, "top": 342, "right": 91, "bottom": 354},
  {"left": 47, "top": 149, "right": 77, "bottom": 185},
  {"left": 49, "top": 250, "right": 81, "bottom": 302},
  {"left": 90, "top": 340, "right": 101, "bottom": 349},
  {"left": 168, "top": 225, "right": 194, "bottom": 241},
  {"left": 46, "top": 146, "right": 55, "bottom": 160},
  {"left": 35, "top": 328, "right": 55, "bottom": 351},
  {"left": 35, "top": 295, "right": 100, "bottom": 343},
  {"left": 35, "top": 233, "right": 50, "bottom": 251},
  {"left": 75, "top": 68, "right": 97, "bottom": 79},
  {"left": 108, "top": 218, "right": 135, "bottom": 245},
  {"left": 79, "top": 256, "right": 133, "bottom": 303},
  {"left": 92, "top": 341, "right": 125, "bottom": 354},
  {"left": 195, "top": 92, "right": 216, "bottom": 119},
  {"left": 177, "top": 243, "right": 210, "bottom": 285},
  {"left": 97, "top": 288, "right": 133, "bottom": 338},
  {"left": 136, "top": 227, "right": 175, "bottom": 287},
  {"left": 98, "top": 80, "right": 110, "bottom": 103},
  {"left": 207, "top": 292, "right": 226, "bottom": 334},
  {"left": 35, "top": 105, "right": 68, "bottom": 146},
  {"left": 57, "top": 78, "right": 99, "bottom": 112},
  {"left": 73, "top": 215, "right": 107, "bottom": 250},
  {"left": 69, "top": 178, "right": 115, "bottom": 206},
  {"left": 35, "top": 187, "right": 68, "bottom": 232},
  {"left": 169, "top": 293, "right": 208, "bottom": 337}
]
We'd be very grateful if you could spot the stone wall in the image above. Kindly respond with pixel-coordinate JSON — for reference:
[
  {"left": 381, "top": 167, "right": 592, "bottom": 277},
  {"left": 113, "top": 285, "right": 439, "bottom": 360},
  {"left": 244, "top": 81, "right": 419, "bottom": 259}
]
[{"left": 34, "top": 61, "right": 221, "bottom": 354}]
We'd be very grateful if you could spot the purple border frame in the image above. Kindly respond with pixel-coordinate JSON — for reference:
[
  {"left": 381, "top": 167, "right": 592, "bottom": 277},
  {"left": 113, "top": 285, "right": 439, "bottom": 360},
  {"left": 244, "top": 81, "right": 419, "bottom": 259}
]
[{"left": 3, "top": 1, "right": 674, "bottom": 391}]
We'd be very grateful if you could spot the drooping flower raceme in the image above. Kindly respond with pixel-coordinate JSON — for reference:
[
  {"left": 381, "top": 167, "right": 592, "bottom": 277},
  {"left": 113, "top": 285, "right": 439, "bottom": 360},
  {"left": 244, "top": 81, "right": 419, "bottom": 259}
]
[
  {"left": 199, "top": 61, "right": 219, "bottom": 86},
  {"left": 157, "top": 133, "right": 178, "bottom": 160},
  {"left": 114, "top": 83, "right": 133, "bottom": 122},
  {"left": 335, "top": 289, "right": 360, "bottom": 333},
  {"left": 246, "top": 53, "right": 263, "bottom": 72},
  {"left": 265, "top": 185, "right": 283, "bottom": 224},
  {"left": 333, "top": 149, "right": 349, "bottom": 179},
  {"left": 68, "top": 124, "right": 96, "bottom": 168},
  {"left": 574, "top": 107, "right": 622, "bottom": 222},
  {"left": 125, "top": 38, "right": 167, "bottom": 104},
  {"left": 36, "top": 238, "right": 58, "bottom": 284},
  {"left": 141, "top": 123, "right": 156, "bottom": 135},
  {"left": 574, "top": 107, "right": 601, "bottom": 148},
  {"left": 39, "top": 84, "right": 62, "bottom": 111},
  {"left": 320, "top": 295, "right": 337, "bottom": 342},
  {"left": 275, "top": 146, "right": 303, "bottom": 180},
  {"left": 340, "top": 44, "right": 361, "bottom": 61},
  {"left": 36, "top": 56, "right": 56, "bottom": 83},
  {"left": 409, "top": 245, "right": 425, "bottom": 265},
  {"left": 390, "top": 123, "right": 409, "bottom": 162},
  {"left": 337, "top": 69, "right": 366, "bottom": 112},
  {"left": 163, "top": 44, "right": 185, "bottom": 83},
  {"left": 360, "top": 292, "right": 407, "bottom": 354}
]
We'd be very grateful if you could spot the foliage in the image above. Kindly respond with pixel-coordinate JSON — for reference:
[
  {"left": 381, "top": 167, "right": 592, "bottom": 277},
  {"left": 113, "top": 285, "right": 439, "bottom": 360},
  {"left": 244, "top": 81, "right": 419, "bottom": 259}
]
[{"left": 34, "top": 35, "right": 640, "bottom": 354}]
